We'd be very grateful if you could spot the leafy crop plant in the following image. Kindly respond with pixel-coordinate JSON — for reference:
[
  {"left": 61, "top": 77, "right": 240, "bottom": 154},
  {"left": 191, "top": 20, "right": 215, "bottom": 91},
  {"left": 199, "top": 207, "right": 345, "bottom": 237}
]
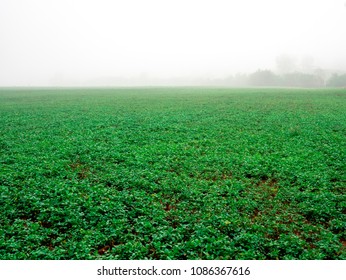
[{"left": 0, "top": 87, "right": 345, "bottom": 259}]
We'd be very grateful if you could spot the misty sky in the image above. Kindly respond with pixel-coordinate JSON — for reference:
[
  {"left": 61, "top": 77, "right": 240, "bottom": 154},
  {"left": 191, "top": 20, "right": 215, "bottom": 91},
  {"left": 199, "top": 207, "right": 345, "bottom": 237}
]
[{"left": 0, "top": 0, "right": 346, "bottom": 86}]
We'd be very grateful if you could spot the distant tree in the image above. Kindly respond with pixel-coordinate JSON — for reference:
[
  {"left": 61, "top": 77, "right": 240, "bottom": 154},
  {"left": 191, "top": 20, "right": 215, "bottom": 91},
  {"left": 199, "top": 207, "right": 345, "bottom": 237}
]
[
  {"left": 282, "top": 72, "right": 324, "bottom": 88},
  {"left": 233, "top": 73, "right": 249, "bottom": 87},
  {"left": 248, "top": 70, "right": 280, "bottom": 86},
  {"left": 326, "top": 73, "right": 346, "bottom": 87},
  {"left": 314, "top": 68, "right": 329, "bottom": 86}
]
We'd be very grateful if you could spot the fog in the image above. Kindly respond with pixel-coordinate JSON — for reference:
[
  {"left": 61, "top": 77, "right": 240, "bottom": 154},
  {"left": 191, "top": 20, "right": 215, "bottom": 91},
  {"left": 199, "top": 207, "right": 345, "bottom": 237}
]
[{"left": 0, "top": 0, "right": 345, "bottom": 86}]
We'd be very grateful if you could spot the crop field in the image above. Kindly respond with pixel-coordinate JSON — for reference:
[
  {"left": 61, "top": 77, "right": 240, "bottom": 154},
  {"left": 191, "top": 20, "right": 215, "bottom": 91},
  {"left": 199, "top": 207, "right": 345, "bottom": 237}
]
[{"left": 0, "top": 87, "right": 345, "bottom": 260}]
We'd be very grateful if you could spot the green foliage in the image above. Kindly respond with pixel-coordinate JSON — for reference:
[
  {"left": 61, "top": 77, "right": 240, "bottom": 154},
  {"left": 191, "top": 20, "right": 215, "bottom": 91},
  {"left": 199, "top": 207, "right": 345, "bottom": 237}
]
[{"left": 0, "top": 87, "right": 345, "bottom": 259}]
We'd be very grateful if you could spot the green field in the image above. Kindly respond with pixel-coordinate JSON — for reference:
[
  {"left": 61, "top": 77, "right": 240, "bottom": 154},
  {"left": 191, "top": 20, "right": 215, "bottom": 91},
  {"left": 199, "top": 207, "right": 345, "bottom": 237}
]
[{"left": 0, "top": 87, "right": 345, "bottom": 260}]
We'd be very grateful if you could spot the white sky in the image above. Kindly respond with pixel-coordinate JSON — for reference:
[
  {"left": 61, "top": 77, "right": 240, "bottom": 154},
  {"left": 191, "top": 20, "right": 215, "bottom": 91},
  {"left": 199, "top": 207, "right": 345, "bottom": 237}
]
[{"left": 0, "top": 0, "right": 345, "bottom": 85}]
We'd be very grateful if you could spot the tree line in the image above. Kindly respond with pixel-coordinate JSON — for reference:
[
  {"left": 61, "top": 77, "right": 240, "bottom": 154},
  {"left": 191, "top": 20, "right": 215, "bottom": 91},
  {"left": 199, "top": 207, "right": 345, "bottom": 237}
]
[{"left": 213, "top": 70, "right": 346, "bottom": 88}]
